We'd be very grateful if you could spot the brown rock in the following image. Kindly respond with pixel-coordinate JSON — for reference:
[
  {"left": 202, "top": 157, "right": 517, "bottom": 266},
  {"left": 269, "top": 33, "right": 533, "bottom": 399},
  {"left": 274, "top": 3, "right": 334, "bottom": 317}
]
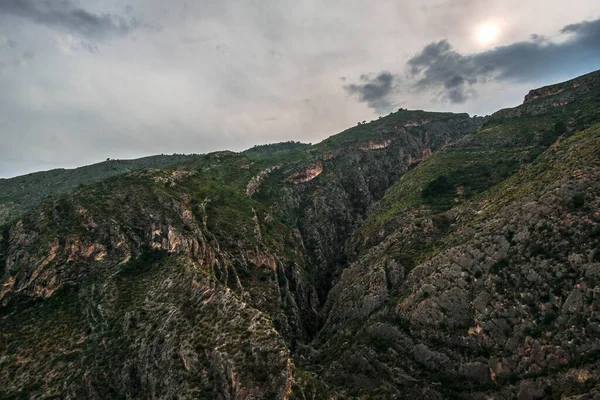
[{"left": 517, "top": 381, "right": 548, "bottom": 400}]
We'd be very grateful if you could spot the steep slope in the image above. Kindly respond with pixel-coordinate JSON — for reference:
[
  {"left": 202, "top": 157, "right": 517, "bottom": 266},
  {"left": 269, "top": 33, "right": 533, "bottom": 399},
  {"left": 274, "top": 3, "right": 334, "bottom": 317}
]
[
  {"left": 257, "top": 110, "right": 480, "bottom": 299},
  {"left": 310, "top": 71, "right": 600, "bottom": 398},
  {"left": 0, "top": 154, "right": 202, "bottom": 226},
  {"left": 0, "top": 110, "right": 479, "bottom": 398},
  {"left": 1, "top": 70, "right": 599, "bottom": 399}
]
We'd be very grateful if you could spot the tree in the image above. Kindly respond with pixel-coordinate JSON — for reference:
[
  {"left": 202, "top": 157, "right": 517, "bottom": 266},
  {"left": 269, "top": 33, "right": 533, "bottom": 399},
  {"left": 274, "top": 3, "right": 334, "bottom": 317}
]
[
  {"left": 422, "top": 175, "right": 454, "bottom": 198},
  {"left": 553, "top": 121, "right": 567, "bottom": 135}
]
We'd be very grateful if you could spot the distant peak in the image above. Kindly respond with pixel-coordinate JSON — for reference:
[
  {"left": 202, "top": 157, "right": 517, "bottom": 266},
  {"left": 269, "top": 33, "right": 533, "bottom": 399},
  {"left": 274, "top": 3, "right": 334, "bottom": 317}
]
[{"left": 523, "top": 69, "right": 600, "bottom": 103}]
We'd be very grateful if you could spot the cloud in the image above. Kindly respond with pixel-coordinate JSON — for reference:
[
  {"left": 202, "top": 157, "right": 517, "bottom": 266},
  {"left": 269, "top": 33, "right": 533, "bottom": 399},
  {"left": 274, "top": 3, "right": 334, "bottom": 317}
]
[
  {"left": 1, "top": 0, "right": 599, "bottom": 178},
  {"left": 0, "top": 0, "right": 135, "bottom": 38},
  {"left": 406, "top": 17, "right": 600, "bottom": 103},
  {"left": 0, "top": 35, "right": 32, "bottom": 68},
  {"left": 0, "top": 35, "right": 17, "bottom": 48},
  {"left": 55, "top": 35, "right": 98, "bottom": 54},
  {"left": 343, "top": 72, "right": 399, "bottom": 113}
]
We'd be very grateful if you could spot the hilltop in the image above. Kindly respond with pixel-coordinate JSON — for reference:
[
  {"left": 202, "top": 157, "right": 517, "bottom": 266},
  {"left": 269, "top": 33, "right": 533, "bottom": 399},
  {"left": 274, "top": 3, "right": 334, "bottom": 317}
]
[{"left": 0, "top": 154, "right": 201, "bottom": 226}]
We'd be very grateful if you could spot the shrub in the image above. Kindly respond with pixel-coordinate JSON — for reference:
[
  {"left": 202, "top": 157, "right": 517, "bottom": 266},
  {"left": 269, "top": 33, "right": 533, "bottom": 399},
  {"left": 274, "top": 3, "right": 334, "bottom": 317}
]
[
  {"left": 491, "top": 259, "right": 508, "bottom": 274},
  {"left": 571, "top": 193, "right": 586, "bottom": 209},
  {"left": 554, "top": 121, "right": 568, "bottom": 135},
  {"left": 530, "top": 244, "right": 546, "bottom": 257},
  {"left": 432, "top": 214, "right": 452, "bottom": 231},
  {"left": 541, "top": 310, "right": 556, "bottom": 326},
  {"left": 422, "top": 175, "right": 454, "bottom": 198}
]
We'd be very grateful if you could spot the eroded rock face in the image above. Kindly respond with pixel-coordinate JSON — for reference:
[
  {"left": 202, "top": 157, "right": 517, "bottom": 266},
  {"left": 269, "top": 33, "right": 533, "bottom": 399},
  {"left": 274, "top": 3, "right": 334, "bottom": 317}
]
[
  {"left": 309, "top": 119, "right": 600, "bottom": 398},
  {"left": 287, "top": 162, "right": 324, "bottom": 184},
  {"left": 404, "top": 119, "right": 431, "bottom": 127},
  {"left": 246, "top": 165, "right": 282, "bottom": 196},
  {"left": 517, "top": 381, "right": 548, "bottom": 400},
  {"left": 0, "top": 169, "right": 321, "bottom": 398},
  {"left": 358, "top": 139, "right": 393, "bottom": 151}
]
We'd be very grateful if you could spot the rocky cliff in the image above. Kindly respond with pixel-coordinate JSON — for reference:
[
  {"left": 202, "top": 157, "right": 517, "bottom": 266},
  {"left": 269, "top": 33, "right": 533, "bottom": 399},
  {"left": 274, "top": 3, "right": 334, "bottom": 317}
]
[{"left": 1, "top": 70, "right": 600, "bottom": 399}]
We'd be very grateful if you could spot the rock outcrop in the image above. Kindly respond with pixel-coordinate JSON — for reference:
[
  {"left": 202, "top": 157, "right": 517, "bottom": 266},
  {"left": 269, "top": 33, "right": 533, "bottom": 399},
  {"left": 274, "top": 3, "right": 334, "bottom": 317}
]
[{"left": 287, "top": 162, "right": 324, "bottom": 184}]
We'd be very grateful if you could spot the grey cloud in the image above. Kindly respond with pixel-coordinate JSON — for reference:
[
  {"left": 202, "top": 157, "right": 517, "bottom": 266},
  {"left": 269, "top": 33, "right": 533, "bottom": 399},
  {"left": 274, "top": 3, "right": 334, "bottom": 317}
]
[
  {"left": 54, "top": 35, "right": 99, "bottom": 54},
  {"left": 406, "top": 17, "right": 600, "bottom": 103},
  {"left": 0, "top": 36, "right": 16, "bottom": 48},
  {"left": 529, "top": 34, "right": 547, "bottom": 42},
  {"left": 13, "top": 51, "right": 33, "bottom": 67},
  {"left": 1, "top": 0, "right": 599, "bottom": 178},
  {"left": 561, "top": 20, "right": 595, "bottom": 33},
  {"left": 0, "top": 0, "right": 135, "bottom": 38},
  {"left": 0, "top": 35, "right": 33, "bottom": 67},
  {"left": 343, "top": 71, "right": 399, "bottom": 113}
]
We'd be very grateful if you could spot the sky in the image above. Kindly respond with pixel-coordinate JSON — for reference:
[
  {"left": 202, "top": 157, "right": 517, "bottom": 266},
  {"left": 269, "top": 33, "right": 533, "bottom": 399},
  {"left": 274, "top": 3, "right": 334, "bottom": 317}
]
[{"left": 1, "top": 0, "right": 599, "bottom": 178}]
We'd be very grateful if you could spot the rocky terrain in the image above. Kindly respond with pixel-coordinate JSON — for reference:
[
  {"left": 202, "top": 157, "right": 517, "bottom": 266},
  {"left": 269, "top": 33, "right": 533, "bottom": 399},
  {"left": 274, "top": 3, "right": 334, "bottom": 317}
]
[{"left": 1, "top": 70, "right": 599, "bottom": 399}]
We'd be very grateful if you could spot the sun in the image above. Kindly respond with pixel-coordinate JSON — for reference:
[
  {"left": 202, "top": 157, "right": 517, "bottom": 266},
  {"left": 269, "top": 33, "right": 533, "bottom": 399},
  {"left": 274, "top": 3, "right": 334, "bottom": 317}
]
[{"left": 476, "top": 23, "right": 499, "bottom": 45}]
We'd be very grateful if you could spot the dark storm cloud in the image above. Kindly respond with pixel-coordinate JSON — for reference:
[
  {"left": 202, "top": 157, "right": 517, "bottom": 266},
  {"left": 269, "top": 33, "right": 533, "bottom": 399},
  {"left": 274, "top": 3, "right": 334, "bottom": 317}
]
[
  {"left": 0, "top": 0, "right": 135, "bottom": 38},
  {"left": 343, "top": 71, "right": 399, "bottom": 113},
  {"left": 406, "top": 17, "right": 600, "bottom": 103}
]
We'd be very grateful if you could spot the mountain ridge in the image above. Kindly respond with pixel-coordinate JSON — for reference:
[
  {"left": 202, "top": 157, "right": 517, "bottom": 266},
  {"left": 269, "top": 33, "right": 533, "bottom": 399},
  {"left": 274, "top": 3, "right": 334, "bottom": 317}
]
[{"left": 1, "top": 69, "right": 599, "bottom": 399}]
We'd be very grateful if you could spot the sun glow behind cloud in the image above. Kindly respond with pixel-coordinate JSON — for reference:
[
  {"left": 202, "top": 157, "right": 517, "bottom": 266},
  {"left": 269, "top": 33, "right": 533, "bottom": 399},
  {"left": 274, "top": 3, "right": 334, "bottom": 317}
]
[{"left": 475, "top": 22, "right": 500, "bottom": 45}]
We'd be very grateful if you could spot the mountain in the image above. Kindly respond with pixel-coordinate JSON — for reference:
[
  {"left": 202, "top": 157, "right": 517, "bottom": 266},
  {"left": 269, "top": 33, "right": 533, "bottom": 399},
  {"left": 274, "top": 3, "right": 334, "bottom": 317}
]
[
  {"left": 0, "top": 154, "right": 202, "bottom": 226},
  {"left": 1, "top": 70, "right": 599, "bottom": 399}
]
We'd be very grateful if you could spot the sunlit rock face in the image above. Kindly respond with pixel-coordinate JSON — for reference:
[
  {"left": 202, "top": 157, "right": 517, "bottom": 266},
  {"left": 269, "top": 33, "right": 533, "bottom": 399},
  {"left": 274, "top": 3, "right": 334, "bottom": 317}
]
[
  {"left": 1, "top": 71, "right": 600, "bottom": 399},
  {"left": 358, "top": 139, "right": 393, "bottom": 151},
  {"left": 287, "top": 162, "right": 324, "bottom": 184}
]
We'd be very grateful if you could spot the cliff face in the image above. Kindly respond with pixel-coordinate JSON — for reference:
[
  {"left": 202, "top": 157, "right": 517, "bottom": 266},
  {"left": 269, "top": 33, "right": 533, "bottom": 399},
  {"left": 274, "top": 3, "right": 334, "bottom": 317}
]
[
  {"left": 314, "top": 124, "right": 600, "bottom": 398},
  {"left": 305, "top": 70, "right": 600, "bottom": 398},
  {"left": 1, "top": 70, "right": 600, "bottom": 399},
  {"left": 0, "top": 167, "right": 318, "bottom": 398}
]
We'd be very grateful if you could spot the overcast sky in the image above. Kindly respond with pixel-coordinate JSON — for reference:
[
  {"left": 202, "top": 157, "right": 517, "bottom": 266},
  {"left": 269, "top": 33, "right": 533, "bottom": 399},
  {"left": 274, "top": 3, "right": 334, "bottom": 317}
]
[{"left": 1, "top": 0, "right": 599, "bottom": 178}]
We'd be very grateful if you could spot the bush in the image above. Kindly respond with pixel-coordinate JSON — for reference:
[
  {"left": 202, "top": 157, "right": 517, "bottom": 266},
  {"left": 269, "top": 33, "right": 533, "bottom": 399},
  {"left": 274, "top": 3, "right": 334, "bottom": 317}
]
[
  {"left": 491, "top": 259, "right": 508, "bottom": 274},
  {"left": 530, "top": 244, "right": 546, "bottom": 257},
  {"left": 571, "top": 193, "right": 586, "bottom": 209},
  {"left": 422, "top": 175, "right": 454, "bottom": 198},
  {"left": 554, "top": 121, "right": 568, "bottom": 135},
  {"left": 432, "top": 214, "right": 452, "bottom": 231},
  {"left": 118, "top": 248, "right": 169, "bottom": 277},
  {"left": 541, "top": 310, "right": 556, "bottom": 325}
]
